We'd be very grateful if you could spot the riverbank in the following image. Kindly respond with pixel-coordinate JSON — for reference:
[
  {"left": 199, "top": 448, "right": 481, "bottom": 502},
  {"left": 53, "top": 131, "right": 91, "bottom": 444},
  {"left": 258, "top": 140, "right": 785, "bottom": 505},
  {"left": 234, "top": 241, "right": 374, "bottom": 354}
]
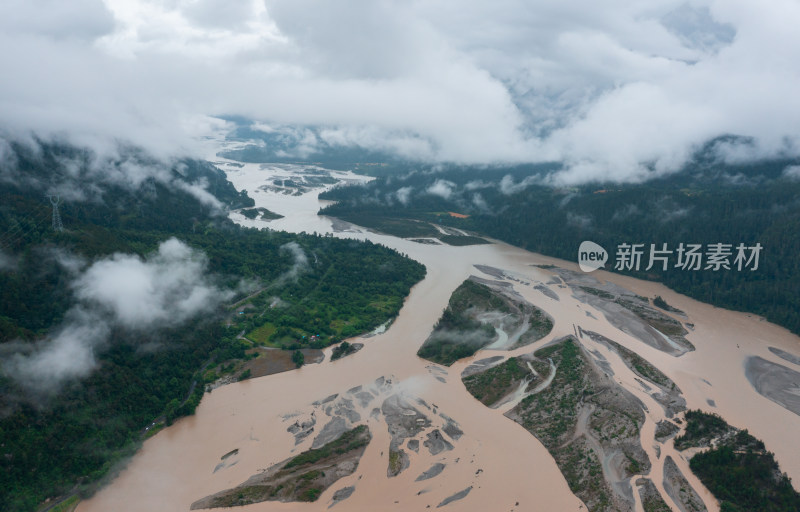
[{"left": 76, "top": 152, "right": 800, "bottom": 512}]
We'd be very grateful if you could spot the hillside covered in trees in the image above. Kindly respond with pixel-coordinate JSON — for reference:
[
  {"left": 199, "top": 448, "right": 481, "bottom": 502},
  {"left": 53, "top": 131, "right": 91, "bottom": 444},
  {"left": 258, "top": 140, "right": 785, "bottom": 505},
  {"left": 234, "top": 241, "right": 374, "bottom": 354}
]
[
  {"left": 0, "top": 138, "right": 425, "bottom": 512},
  {"left": 321, "top": 150, "right": 800, "bottom": 336}
]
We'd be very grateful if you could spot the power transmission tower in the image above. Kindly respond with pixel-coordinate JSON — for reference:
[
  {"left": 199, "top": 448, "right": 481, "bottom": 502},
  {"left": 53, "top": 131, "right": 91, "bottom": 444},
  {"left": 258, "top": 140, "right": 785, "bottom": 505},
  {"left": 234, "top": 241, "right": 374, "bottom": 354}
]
[{"left": 48, "top": 195, "right": 64, "bottom": 232}]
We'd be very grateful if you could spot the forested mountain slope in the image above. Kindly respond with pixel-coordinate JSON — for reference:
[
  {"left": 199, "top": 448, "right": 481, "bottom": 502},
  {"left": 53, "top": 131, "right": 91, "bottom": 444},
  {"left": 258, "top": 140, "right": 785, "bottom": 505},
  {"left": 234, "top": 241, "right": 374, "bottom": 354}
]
[
  {"left": 322, "top": 155, "right": 800, "bottom": 335},
  {"left": 0, "top": 138, "right": 424, "bottom": 512}
]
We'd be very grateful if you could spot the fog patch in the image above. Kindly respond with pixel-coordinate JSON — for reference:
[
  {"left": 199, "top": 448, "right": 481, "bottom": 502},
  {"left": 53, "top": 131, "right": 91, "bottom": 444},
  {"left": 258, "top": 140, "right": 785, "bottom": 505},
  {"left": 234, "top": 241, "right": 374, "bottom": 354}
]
[
  {"left": 395, "top": 186, "right": 414, "bottom": 205},
  {"left": 277, "top": 241, "right": 309, "bottom": 284},
  {"left": 48, "top": 247, "right": 87, "bottom": 275},
  {"left": 74, "top": 238, "right": 231, "bottom": 329},
  {"left": 471, "top": 193, "right": 490, "bottom": 213},
  {"left": 1, "top": 238, "right": 231, "bottom": 396},
  {"left": 426, "top": 179, "right": 456, "bottom": 200},
  {"left": 1, "top": 136, "right": 223, "bottom": 212},
  {"left": 0, "top": 248, "right": 18, "bottom": 271},
  {"left": 499, "top": 174, "right": 537, "bottom": 195},
  {"left": 1, "top": 308, "right": 106, "bottom": 396},
  {"left": 426, "top": 328, "right": 494, "bottom": 352},
  {"left": 174, "top": 178, "right": 223, "bottom": 210},
  {"left": 661, "top": 4, "right": 736, "bottom": 55},
  {"left": 611, "top": 204, "right": 640, "bottom": 222},
  {"left": 783, "top": 165, "right": 800, "bottom": 181},
  {"left": 567, "top": 212, "right": 593, "bottom": 230},
  {"left": 464, "top": 179, "right": 493, "bottom": 191},
  {"left": 269, "top": 296, "right": 290, "bottom": 309},
  {"left": 659, "top": 206, "right": 692, "bottom": 223}
]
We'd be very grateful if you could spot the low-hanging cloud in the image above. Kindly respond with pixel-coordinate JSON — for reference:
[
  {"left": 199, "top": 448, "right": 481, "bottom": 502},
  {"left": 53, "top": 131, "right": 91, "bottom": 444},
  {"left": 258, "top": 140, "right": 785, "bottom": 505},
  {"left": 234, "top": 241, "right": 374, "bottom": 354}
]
[
  {"left": 471, "top": 193, "right": 490, "bottom": 213},
  {"left": 1, "top": 238, "right": 232, "bottom": 395},
  {"left": 783, "top": 165, "right": 800, "bottom": 181},
  {"left": 499, "top": 175, "right": 539, "bottom": 195},
  {"left": 0, "top": 248, "right": 17, "bottom": 271},
  {"left": 0, "top": 136, "right": 226, "bottom": 215},
  {"left": 277, "top": 241, "right": 309, "bottom": 284},
  {"left": 395, "top": 186, "right": 414, "bottom": 205},
  {"left": 2, "top": 309, "right": 107, "bottom": 396},
  {"left": 426, "top": 179, "right": 456, "bottom": 200},
  {"left": 74, "top": 237, "right": 232, "bottom": 328},
  {"left": 3, "top": 0, "right": 800, "bottom": 183},
  {"left": 173, "top": 177, "right": 223, "bottom": 210}
]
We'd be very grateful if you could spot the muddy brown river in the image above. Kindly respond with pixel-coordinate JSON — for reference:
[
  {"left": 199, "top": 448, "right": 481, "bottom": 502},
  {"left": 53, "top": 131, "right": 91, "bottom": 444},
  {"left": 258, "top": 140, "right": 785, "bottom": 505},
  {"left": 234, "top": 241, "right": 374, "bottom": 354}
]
[{"left": 77, "top": 153, "right": 800, "bottom": 512}]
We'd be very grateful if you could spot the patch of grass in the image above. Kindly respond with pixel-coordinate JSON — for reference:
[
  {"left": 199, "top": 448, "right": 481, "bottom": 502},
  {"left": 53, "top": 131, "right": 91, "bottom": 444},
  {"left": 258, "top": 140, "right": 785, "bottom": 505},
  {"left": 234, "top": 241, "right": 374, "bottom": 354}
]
[
  {"left": 388, "top": 450, "right": 403, "bottom": 475},
  {"left": 284, "top": 425, "right": 370, "bottom": 470},
  {"left": 367, "top": 296, "right": 401, "bottom": 313},
  {"left": 299, "top": 487, "right": 322, "bottom": 502},
  {"left": 143, "top": 422, "right": 165, "bottom": 439},
  {"left": 438, "top": 235, "right": 490, "bottom": 246},
  {"left": 580, "top": 286, "right": 615, "bottom": 299},
  {"left": 417, "top": 279, "right": 519, "bottom": 365},
  {"left": 246, "top": 322, "right": 277, "bottom": 345},
  {"left": 199, "top": 426, "right": 370, "bottom": 508},
  {"left": 463, "top": 358, "right": 531, "bottom": 406},
  {"left": 522, "top": 339, "right": 586, "bottom": 441},
  {"left": 240, "top": 207, "right": 283, "bottom": 220},
  {"left": 48, "top": 495, "right": 80, "bottom": 512},
  {"left": 210, "top": 485, "right": 274, "bottom": 507},
  {"left": 674, "top": 410, "right": 732, "bottom": 450},
  {"left": 616, "top": 299, "right": 687, "bottom": 338},
  {"left": 642, "top": 492, "right": 672, "bottom": 512},
  {"left": 298, "top": 470, "right": 321, "bottom": 481},
  {"left": 511, "top": 337, "right": 647, "bottom": 512},
  {"left": 331, "top": 341, "right": 357, "bottom": 361},
  {"left": 332, "top": 214, "right": 441, "bottom": 238},
  {"left": 655, "top": 420, "right": 679, "bottom": 441},
  {"left": 607, "top": 339, "right": 674, "bottom": 389},
  {"left": 525, "top": 308, "right": 554, "bottom": 344},
  {"left": 653, "top": 295, "right": 682, "bottom": 314},
  {"left": 626, "top": 453, "right": 642, "bottom": 474},
  {"left": 417, "top": 337, "right": 491, "bottom": 367}
]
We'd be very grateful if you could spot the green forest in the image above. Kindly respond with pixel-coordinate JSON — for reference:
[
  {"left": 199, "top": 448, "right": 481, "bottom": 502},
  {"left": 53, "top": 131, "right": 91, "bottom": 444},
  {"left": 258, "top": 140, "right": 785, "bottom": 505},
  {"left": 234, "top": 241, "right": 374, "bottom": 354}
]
[
  {"left": 321, "top": 152, "right": 800, "bottom": 336},
  {"left": 676, "top": 410, "right": 800, "bottom": 511},
  {"left": 416, "top": 279, "right": 502, "bottom": 365},
  {"left": 0, "top": 140, "right": 424, "bottom": 512}
]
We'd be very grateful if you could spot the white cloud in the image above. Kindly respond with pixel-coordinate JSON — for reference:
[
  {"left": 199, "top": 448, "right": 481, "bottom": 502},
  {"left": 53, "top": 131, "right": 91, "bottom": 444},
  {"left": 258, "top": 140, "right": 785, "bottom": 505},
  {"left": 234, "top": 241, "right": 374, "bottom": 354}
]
[
  {"left": 74, "top": 237, "right": 231, "bottom": 328},
  {"left": 426, "top": 179, "right": 456, "bottom": 200},
  {"left": 173, "top": 178, "right": 223, "bottom": 210},
  {"left": 499, "top": 174, "right": 539, "bottom": 195},
  {"left": 465, "top": 180, "right": 493, "bottom": 191},
  {"left": 277, "top": 241, "right": 309, "bottom": 284},
  {"left": 783, "top": 165, "right": 800, "bottom": 181},
  {"left": 2, "top": 0, "right": 800, "bottom": 181},
  {"left": 1, "top": 238, "right": 232, "bottom": 395},
  {"left": 471, "top": 193, "right": 490, "bottom": 212},
  {"left": 395, "top": 186, "right": 414, "bottom": 205},
  {"left": 0, "top": 238, "right": 233, "bottom": 395},
  {"left": 2, "top": 309, "right": 106, "bottom": 396},
  {"left": 1, "top": 136, "right": 226, "bottom": 213}
]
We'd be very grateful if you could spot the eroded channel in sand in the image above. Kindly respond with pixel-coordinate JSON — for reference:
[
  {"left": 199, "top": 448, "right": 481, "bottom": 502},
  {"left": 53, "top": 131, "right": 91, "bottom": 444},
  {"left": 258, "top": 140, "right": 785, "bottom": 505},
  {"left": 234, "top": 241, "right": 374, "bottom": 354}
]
[{"left": 78, "top": 155, "right": 800, "bottom": 512}]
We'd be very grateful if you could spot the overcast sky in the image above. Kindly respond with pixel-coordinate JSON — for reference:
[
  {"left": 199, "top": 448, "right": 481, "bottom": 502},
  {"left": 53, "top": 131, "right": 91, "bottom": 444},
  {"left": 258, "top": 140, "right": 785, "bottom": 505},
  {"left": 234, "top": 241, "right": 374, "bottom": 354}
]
[{"left": 2, "top": 0, "right": 799, "bottom": 181}]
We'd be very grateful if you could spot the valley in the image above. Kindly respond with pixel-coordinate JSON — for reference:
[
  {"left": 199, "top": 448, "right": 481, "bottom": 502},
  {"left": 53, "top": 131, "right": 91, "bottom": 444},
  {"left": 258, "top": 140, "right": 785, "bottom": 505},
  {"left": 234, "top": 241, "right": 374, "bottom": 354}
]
[{"left": 75, "top": 146, "right": 800, "bottom": 512}]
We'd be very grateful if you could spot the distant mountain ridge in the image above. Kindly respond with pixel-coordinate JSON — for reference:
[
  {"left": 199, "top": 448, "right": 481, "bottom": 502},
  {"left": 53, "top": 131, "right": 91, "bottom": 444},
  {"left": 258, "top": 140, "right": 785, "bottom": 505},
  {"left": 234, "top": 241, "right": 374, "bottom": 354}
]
[{"left": 321, "top": 151, "right": 800, "bottom": 336}]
